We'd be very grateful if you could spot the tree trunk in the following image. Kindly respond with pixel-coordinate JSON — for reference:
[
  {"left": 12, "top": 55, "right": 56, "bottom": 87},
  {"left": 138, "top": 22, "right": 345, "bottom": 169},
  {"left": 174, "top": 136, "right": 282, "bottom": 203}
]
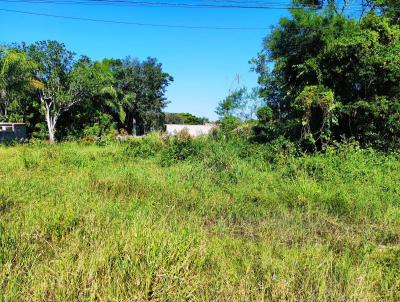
[
  {"left": 0, "top": 90, "right": 7, "bottom": 118},
  {"left": 0, "top": 100, "right": 8, "bottom": 118},
  {"left": 46, "top": 112, "right": 56, "bottom": 144},
  {"left": 44, "top": 101, "right": 58, "bottom": 144},
  {"left": 48, "top": 126, "right": 55, "bottom": 144},
  {"left": 132, "top": 117, "right": 137, "bottom": 136}
]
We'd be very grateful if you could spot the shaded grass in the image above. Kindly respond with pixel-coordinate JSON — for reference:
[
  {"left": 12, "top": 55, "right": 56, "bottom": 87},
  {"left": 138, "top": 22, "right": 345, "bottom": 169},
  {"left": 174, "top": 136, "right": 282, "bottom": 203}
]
[{"left": 0, "top": 140, "right": 399, "bottom": 301}]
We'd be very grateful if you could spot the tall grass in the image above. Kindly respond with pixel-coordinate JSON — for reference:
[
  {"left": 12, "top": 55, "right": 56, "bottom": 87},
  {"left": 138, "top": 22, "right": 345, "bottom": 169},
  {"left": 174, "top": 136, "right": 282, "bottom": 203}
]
[{"left": 0, "top": 137, "right": 399, "bottom": 301}]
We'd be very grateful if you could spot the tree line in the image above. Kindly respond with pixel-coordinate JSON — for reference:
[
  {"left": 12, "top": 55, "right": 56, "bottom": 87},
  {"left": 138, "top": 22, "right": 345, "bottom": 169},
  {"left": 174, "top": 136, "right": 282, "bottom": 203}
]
[
  {"left": 0, "top": 40, "right": 173, "bottom": 143},
  {"left": 215, "top": 0, "right": 400, "bottom": 151},
  {"left": 251, "top": 0, "right": 400, "bottom": 150},
  {"left": 3, "top": 0, "right": 400, "bottom": 150},
  {"left": 164, "top": 112, "right": 209, "bottom": 125}
]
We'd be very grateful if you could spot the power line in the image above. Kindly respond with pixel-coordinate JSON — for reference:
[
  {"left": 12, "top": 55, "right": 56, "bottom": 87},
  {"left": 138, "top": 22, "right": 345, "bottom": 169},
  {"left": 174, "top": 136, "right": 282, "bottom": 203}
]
[
  {"left": 3, "top": 0, "right": 386, "bottom": 12},
  {"left": 0, "top": 0, "right": 318, "bottom": 9},
  {"left": 0, "top": 7, "right": 271, "bottom": 30},
  {"left": 1, "top": 0, "right": 302, "bottom": 3}
]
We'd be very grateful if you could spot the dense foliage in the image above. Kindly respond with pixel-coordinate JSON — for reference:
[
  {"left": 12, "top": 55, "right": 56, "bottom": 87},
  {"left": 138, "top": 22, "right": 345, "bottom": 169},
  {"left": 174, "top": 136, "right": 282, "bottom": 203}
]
[
  {"left": 2, "top": 1, "right": 400, "bottom": 152},
  {"left": 252, "top": 0, "right": 400, "bottom": 150},
  {"left": 0, "top": 41, "right": 173, "bottom": 142},
  {"left": 1, "top": 2, "right": 400, "bottom": 299},
  {"left": 164, "top": 112, "right": 209, "bottom": 125}
]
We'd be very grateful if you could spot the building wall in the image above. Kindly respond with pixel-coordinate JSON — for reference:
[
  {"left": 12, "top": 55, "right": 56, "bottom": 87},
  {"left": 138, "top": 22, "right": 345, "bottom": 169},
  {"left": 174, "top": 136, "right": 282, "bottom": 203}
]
[
  {"left": 165, "top": 124, "right": 216, "bottom": 137},
  {"left": 0, "top": 123, "right": 27, "bottom": 141}
]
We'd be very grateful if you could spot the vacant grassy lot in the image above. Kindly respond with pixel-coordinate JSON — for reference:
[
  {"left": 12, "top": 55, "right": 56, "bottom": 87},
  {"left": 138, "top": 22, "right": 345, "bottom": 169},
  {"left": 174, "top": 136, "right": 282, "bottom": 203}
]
[{"left": 1, "top": 138, "right": 399, "bottom": 301}]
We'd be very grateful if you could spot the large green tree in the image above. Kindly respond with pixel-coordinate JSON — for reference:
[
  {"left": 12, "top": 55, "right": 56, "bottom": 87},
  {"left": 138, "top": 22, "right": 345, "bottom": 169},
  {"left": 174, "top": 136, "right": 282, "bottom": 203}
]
[
  {"left": 55, "top": 56, "right": 173, "bottom": 138},
  {"left": 56, "top": 58, "right": 118, "bottom": 139},
  {"left": 0, "top": 41, "right": 173, "bottom": 141},
  {"left": 164, "top": 112, "right": 209, "bottom": 125},
  {"left": 253, "top": 1, "right": 400, "bottom": 149},
  {"left": 0, "top": 49, "right": 35, "bottom": 121},
  {"left": 113, "top": 57, "right": 173, "bottom": 135},
  {"left": 27, "top": 41, "right": 77, "bottom": 143},
  {"left": 27, "top": 41, "right": 113, "bottom": 143}
]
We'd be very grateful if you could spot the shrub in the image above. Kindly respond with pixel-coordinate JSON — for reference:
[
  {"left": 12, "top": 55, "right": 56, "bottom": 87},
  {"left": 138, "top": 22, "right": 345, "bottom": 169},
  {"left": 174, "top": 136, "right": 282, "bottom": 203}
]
[
  {"left": 218, "top": 116, "right": 242, "bottom": 138},
  {"left": 124, "top": 132, "right": 164, "bottom": 158},
  {"left": 160, "top": 129, "right": 203, "bottom": 166},
  {"left": 28, "top": 138, "right": 48, "bottom": 147},
  {"left": 79, "top": 135, "right": 99, "bottom": 145},
  {"left": 83, "top": 123, "right": 102, "bottom": 137}
]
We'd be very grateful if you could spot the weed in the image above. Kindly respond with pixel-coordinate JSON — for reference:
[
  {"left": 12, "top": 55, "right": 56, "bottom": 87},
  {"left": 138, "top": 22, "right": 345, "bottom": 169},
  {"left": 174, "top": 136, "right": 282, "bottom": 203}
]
[{"left": 0, "top": 140, "right": 399, "bottom": 301}]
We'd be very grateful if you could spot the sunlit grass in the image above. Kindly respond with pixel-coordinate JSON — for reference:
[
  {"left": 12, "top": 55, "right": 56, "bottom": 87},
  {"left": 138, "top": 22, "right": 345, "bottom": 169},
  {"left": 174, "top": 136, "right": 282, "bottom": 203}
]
[{"left": 1, "top": 139, "right": 399, "bottom": 301}]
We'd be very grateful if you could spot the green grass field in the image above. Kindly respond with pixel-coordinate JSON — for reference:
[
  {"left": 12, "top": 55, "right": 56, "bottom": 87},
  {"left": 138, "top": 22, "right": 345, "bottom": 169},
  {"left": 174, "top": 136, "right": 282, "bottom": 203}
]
[{"left": 1, "top": 138, "right": 399, "bottom": 301}]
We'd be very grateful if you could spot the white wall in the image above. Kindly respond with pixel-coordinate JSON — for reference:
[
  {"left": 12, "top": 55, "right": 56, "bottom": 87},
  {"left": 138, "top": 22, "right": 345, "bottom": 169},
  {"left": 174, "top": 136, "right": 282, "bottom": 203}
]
[{"left": 165, "top": 124, "right": 216, "bottom": 137}]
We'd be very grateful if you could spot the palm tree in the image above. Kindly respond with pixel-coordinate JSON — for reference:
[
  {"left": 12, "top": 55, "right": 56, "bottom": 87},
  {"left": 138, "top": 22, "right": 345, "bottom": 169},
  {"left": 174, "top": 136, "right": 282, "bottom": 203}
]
[{"left": 0, "top": 49, "right": 34, "bottom": 119}]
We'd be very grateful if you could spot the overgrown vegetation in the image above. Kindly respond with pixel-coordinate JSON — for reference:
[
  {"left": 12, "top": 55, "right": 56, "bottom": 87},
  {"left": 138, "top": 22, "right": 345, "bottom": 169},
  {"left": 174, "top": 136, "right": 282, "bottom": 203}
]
[
  {"left": 1, "top": 137, "right": 399, "bottom": 301},
  {"left": 164, "top": 112, "right": 209, "bottom": 125},
  {"left": 0, "top": 41, "right": 173, "bottom": 142},
  {"left": 252, "top": 0, "right": 400, "bottom": 150},
  {"left": 2, "top": 1, "right": 400, "bottom": 300},
  {"left": 3, "top": 0, "right": 400, "bottom": 151}
]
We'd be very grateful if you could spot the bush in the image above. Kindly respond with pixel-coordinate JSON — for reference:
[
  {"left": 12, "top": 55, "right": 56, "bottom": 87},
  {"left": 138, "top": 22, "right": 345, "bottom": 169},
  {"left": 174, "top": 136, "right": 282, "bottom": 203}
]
[
  {"left": 124, "top": 132, "right": 164, "bottom": 158},
  {"left": 218, "top": 116, "right": 242, "bottom": 138},
  {"left": 79, "top": 135, "right": 99, "bottom": 145},
  {"left": 230, "top": 121, "right": 255, "bottom": 141},
  {"left": 28, "top": 138, "right": 48, "bottom": 147},
  {"left": 160, "top": 129, "right": 203, "bottom": 166},
  {"left": 83, "top": 123, "right": 103, "bottom": 137}
]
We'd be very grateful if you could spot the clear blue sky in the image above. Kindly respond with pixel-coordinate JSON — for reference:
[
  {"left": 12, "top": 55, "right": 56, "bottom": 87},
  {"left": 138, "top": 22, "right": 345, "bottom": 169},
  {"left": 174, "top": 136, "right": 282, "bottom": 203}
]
[{"left": 0, "top": 1, "right": 290, "bottom": 120}]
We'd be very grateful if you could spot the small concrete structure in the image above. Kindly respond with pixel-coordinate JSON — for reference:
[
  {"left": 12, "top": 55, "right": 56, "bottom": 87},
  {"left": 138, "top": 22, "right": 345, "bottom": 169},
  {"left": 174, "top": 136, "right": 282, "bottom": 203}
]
[
  {"left": 165, "top": 124, "right": 217, "bottom": 137},
  {"left": 0, "top": 123, "right": 27, "bottom": 141}
]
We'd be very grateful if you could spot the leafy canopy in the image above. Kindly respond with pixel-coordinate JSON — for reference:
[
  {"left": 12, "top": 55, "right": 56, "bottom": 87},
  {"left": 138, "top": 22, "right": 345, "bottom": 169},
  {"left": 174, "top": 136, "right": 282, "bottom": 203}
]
[{"left": 253, "top": 0, "right": 400, "bottom": 150}]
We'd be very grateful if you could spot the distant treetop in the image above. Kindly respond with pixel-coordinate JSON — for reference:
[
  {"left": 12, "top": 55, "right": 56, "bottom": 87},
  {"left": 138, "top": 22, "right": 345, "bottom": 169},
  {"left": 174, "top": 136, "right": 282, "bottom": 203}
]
[{"left": 164, "top": 112, "right": 209, "bottom": 125}]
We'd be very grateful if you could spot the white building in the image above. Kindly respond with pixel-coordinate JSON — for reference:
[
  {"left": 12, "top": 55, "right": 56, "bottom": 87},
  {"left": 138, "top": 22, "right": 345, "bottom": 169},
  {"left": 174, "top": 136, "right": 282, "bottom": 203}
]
[
  {"left": 165, "top": 124, "right": 217, "bottom": 137},
  {"left": 0, "top": 123, "right": 27, "bottom": 141}
]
